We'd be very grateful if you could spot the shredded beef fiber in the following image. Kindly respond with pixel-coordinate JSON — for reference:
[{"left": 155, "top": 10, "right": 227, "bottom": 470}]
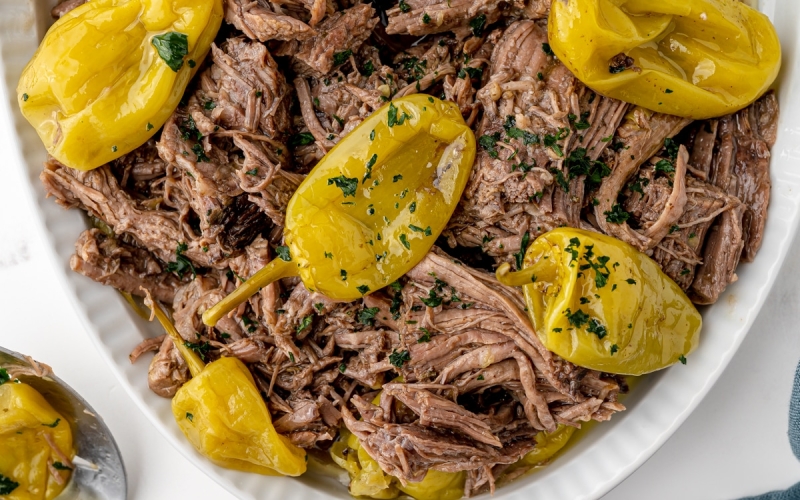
[{"left": 41, "top": 1, "right": 778, "bottom": 497}]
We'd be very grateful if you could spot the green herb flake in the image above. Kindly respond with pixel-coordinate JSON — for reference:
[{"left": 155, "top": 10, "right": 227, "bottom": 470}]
[
  {"left": 604, "top": 204, "right": 631, "bottom": 224},
  {"left": 399, "top": 0, "right": 411, "bottom": 12},
  {"left": 610, "top": 344, "right": 619, "bottom": 355},
  {"left": 333, "top": 49, "right": 353, "bottom": 66},
  {"left": 564, "top": 308, "right": 590, "bottom": 328},
  {"left": 357, "top": 284, "right": 371, "bottom": 295},
  {"left": 358, "top": 307, "right": 380, "bottom": 325},
  {"left": 422, "top": 12, "right": 431, "bottom": 24},
  {"left": 43, "top": 418, "right": 61, "bottom": 428},
  {"left": 665, "top": 88, "right": 674, "bottom": 94},
  {"left": 296, "top": 315, "right": 313, "bottom": 334},
  {"left": 680, "top": 268, "right": 691, "bottom": 276},
  {"left": 0, "top": 368, "right": 9, "bottom": 385},
  {"left": 275, "top": 245, "right": 291, "bottom": 262},
  {"left": 542, "top": 43, "right": 555, "bottom": 56},
  {"left": 625, "top": 278, "right": 637, "bottom": 285},
  {"left": 22, "top": 93, "right": 29, "bottom": 102},
  {"left": 478, "top": 132, "right": 501, "bottom": 158},
  {"left": 679, "top": 354, "right": 687, "bottom": 365},
  {"left": 370, "top": 129, "right": 376, "bottom": 141},
  {"left": 245, "top": 168, "right": 258, "bottom": 176},
  {"left": 167, "top": 242, "right": 196, "bottom": 279},
  {"left": 418, "top": 328, "right": 431, "bottom": 343},
  {"left": 146, "top": 122, "right": 154, "bottom": 131},
  {"left": 327, "top": 175, "right": 358, "bottom": 197},
  {"left": 184, "top": 340, "right": 212, "bottom": 360},
  {"left": 325, "top": 251, "right": 333, "bottom": 259},
  {"left": 393, "top": 174, "right": 403, "bottom": 182},
  {"left": 514, "top": 231, "right": 530, "bottom": 270},
  {"left": 389, "top": 349, "right": 411, "bottom": 367},
  {"left": 469, "top": 14, "right": 486, "bottom": 37},
  {"left": 0, "top": 474, "right": 19, "bottom": 495},
  {"left": 655, "top": 159, "right": 675, "bottom": 174},
  {"left": 409, "top": 201, "right": 417, "bottom": 213},
  {"left": 553, "top": 327, "right": 563, "bottom": 333},
  {"left": 186, "top": 412, "right": 194, "bottom": 422},
  {"left": 587, "top": 318, "right": 607, "bottom": 339},
  {"left": 339, "top": 363, "right": 347, "bottom": 373},
  {"left": 399, "top": 234, "right": 411, "bottom": 250},
  {"left": 363, "top": 153, "right": 378, "bottom": 182},
  {"left": 289, "top": 132, "right": 315, "bottom": 147},
  {"left": 152, "top": 32, "right": 189, "bottom": 72},
  {"left": 52, "top": 461, "right": 72, "bottom": 471},
  {"left": 340, "top": 269, "right": 348, "bottom": 280}
]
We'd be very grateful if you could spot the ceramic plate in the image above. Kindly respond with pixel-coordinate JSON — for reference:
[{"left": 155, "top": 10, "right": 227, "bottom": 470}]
[{"left": 2, "top": 0, "right": 799, "bottom": 498}]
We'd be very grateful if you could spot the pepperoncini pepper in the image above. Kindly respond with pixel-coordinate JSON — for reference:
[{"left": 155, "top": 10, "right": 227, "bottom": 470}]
[
  {"left": 146, "top": 299, "right": 307, "bottom": 476},
  {"left": 17, "top": 0, "right": 223, "bottom": 171},
  {"left": 0, "top": 381, "right": 75, "bottom": 499},
  {"left": 548, "top": 0, "right": 781, "bottom": 119},
  {"left": 330, "top": 428, "right": 466, "bottom": 500},
  {"left": 497, "top": 228, "right": 701, "bottom": 376},
  {"left": 203, "top": 94, "right": 476, "bottom": 326}
]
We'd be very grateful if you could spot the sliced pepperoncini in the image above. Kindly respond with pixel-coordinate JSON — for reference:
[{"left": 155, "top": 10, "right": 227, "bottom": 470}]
[
  {"left": 146, "top": 298, "right": 307, "bottom": 476},
  {"left": 497, "top": 228, "right": 701, "bottom": 375},
  {"left": 548, "top": 0, "right": 781, "bottom": 119},
  {"left": 17, "top": 0, "right": 223, "bottom": 170},
  {"left": 0, "top": 381, "right": 75, "bottom": 500},
  {"left": 203, "top": 94, "right": 476, "bottom": 326}
]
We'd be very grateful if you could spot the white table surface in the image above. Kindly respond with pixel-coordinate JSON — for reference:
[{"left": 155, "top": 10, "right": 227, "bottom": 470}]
[{"left": 1, "top": 50, "right": 800, "bottom": 500}]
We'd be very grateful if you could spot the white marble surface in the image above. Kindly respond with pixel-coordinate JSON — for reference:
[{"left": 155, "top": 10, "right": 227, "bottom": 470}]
[{"left": 1, "top": 49, "right": 800, "bottom": 500}]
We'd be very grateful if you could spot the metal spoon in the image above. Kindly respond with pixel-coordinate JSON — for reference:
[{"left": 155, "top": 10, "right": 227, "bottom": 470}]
[{"left": 0, "top": 346, "right": 127, "bottom": 499}]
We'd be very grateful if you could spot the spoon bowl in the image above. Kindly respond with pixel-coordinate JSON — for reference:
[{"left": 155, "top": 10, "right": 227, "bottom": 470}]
[{"left": 0, "top": 346, "right": 127, "bottom": 499}]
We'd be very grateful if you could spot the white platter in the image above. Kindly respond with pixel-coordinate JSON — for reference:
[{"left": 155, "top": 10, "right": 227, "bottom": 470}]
[{"left": 2, "top": 0, "right": 799, "bottom": 498}]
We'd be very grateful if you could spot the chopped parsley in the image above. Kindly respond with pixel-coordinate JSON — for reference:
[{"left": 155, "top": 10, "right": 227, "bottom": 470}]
[
  {"left": 564, "top": 308, "right": 590, "bottom": 328},
  {"left": 422, "top": 12, "right": 431, "bottom": 24},
  {"left": 409, "top": 201, "right": 417, "bottom": 213},
  {"left": 587, "top": 318, "right": 607, "bottom": 339},
  {"left": 0, "top": 474, "right": 19, "bottom": 495},
  {"left": 289, "top": 132, "right": 315, "bottom": 147},
  {"left": 167, "top": 242, "right": 196, "bottom": 279},
  {"left": 246, "top": 168, "right": 258, "bottom": 176},
  {"left": 327, "top": 175, "right": 358, "bottom": 197},
  {"left": 604, "top": 204, "right": 631, "bottom": 224},
  {"left": 393, "top": 174, "right": 403, "bottom": 182},
  {"left": 399, "top": 234, "right": 411, "bottom": 250},
  {"left": 409, "top": 224, "right": 432, "bottom": 236},
  {"left": 514, "top": 231, "right": 530, "bottom": 270},
  {"left": 610, "top": 344, "right": 619, "bottom": 355},
  {"left": 358, "top": 307, "right": 380, "bottom": 325},
  {"left": 43, "top": 418, "right": 60, "bottom": 428},
  {"left": 680, "top": 268, "right": 691, "bottom": 276},
  {"left": 389, "top": 349, "right": 411, "bottom": 367},
  {"left": 670, "top": 225, "right": 680, "bottom": 234},
  {"left": 625, "top": 278, "right": 637, "bottom": 285},
  {"left": 325, "top": 251, "right": 333, "bottom": 259},
  {"left": 420, "top": 288, "right": 442, "bottom": 307},
  {"left": 553, "top": 327, "right": 563, "bottom": 333},
  {"left": 146, "top": 122, "right": 154, "bottom": 131},
  {"left": 0, "top": 368, "right": 9, "bottom": 385},
  {"left": 543, "top": 132, "right": 564, "bottom": 157},
  {"left": 477, "top": 374, "right": 485, "bottom": 381},
  {"left": 340, "top": 269, "right": 348, "bottom": 280},
  {"left": 469, "top": 14, "right": 487, "bottom": 37},
  {"left": 332, "top": 49, "right": 353, "bottom": 66},
  {"left": 339, "top": 363, "right": 347, "bottom": 373},
  {"left": 387, "top": 103, "right": 411, "bottom": 127},
  {"left": 275, "top": 245, "right": 291, "bottom": 261},
  {"left": 152, "top": 32, "right": 189, "bottom": 72},
  {"left": 111, "top": 145, "right": 118, "bottom": 153},
  {"left": 204, "top": 100, "right": 216, "bottom": 110},
  {"left": 296, "top": 315, "right": 313, "bottom": 333},
  {"left": 398, "top": 0, "right": 411, "bottom": 12},
  {"left": 363, "top": 153, "right": 378, "bottom": 182},
  {"left": 22, "top": 93, "right": 28, "bottom": 102},
  {"left": 679, "top": 354, "right": 687, "bottom": 365},
  {"left": 655, "top": 159, "right": 675, "bottom": 174},
  {"left": 504, "top": 116, "right": 539, "bottom": 145},
  {"left": 192, "top": 143, "right": 210, "bottom": 163},
  {"left": 664, "top": 137, "right": 680, "bottom": 159},
  {"left": 542, "top": 43, "right": 555, "bottom": 56},
  {"left": 185, "top": 412, "right": 194, "bottom": 422},
  {"left": 362, "top": 60, "right": 375, "bottom": 77},
  {"left": 665, "top": 88, "right": 674, "bottom": 94},
  {"left": 478, "top": 132, "right": 501, "bottom": 158},
  {"left": 566, "top": 147, "right": 610, "bottom": 190},
  {"left": 52, "top": 461, "right": 72, "bottom": 471},
  {"left": 357, "top": 284, "right": 371, "bottom": 295},
  {"left": 418, "top": 328, "right": 431, "bottom": 343},
  {"left": 549, "top": 167, "right": 570, "bottom": 192}
]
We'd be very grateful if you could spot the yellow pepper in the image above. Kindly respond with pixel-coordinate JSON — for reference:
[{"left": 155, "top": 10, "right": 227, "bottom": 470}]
[
  {"left": 497, "top": 228, "right": 701, "bottom": 375},
  {"left": 331, "top": 424, "right": 574, "bottom": 500},
  {"left": 203, "top": 94, "right": 476, "bottom": 326},
  {"left": 0, "top": 381, "right": 74, "bottom": 500},
  {"left": 17, "top": 0, "right": 223, "bottom": 171},
  {"left": 330, "top": 428, "right": 465, "bottom": 500},
  {"left": 147, "top": 300, "right": 307, "bottom": 476},
  {"left": 548, "top": 0, "right": 781, "bottom": 119},
  {"left": 517, "top": 424, "right": 576, "bottom": 467}
]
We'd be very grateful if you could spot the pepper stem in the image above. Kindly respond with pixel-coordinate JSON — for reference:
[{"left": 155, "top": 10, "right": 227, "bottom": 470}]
[
  {"left": 495, "top": 262, "right": 543, "bottom": 287},
  {"left": 202, "top": 257, "right": 298, "bottom": 327},
  {"left": 149, "top": 299, "right": 205, "bottom": 378}
]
